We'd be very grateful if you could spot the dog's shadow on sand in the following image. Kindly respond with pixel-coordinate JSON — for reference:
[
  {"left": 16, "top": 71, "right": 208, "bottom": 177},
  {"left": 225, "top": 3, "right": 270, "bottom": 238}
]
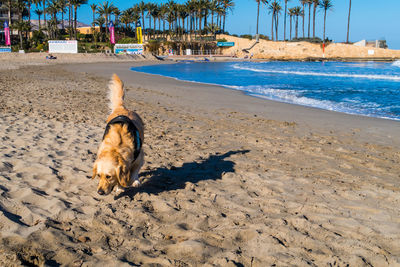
[{"left": 115, "top": 150, "right": 250, "bottom": 200}]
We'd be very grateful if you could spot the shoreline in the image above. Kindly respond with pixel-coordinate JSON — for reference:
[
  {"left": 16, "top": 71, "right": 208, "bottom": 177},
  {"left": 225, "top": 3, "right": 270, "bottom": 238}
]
[
  {"left": 65, "top": 61, "right": 400, "bottom": 147},
  {"left": 129, "top": 63, "right": 400, "bottom": 123}
]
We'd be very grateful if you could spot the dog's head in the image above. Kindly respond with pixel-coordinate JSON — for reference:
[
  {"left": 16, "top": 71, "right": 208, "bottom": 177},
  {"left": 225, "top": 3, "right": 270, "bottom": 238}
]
[{"left": 92, "top": 152, "right": 130, "bottom": 195}]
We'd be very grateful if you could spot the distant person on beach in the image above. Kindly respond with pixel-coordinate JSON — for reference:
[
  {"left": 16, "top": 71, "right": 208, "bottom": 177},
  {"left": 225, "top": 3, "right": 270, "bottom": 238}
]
[{"left": 46, "top": 54, "right": 57, "bottom": 60}]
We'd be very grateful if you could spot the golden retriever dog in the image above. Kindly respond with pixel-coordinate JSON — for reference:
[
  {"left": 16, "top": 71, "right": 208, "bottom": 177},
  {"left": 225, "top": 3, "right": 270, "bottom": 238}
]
[{"left": 92, "top": 74, "right": 144, "bottom": 195}]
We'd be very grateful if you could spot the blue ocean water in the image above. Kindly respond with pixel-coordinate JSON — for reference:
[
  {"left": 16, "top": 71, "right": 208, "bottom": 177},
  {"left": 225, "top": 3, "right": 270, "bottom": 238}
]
[{"left": 131, "top": 61, "right": 400, "bottom": 121}]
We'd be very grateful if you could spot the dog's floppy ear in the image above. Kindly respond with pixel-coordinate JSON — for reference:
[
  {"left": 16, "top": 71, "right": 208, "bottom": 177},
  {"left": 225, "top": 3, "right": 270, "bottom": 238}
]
[
  {"left": 92, "top": 163, "right": 98, "bottom": 179},
  {"left": 116, "top": 162, "right": 131, "bottom": 187}
]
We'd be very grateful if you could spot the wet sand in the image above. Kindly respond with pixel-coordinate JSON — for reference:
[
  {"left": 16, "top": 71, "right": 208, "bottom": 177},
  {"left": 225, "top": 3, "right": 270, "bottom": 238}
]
[{"left": 0, "top": 60, "right": 399, "bottom": 266}]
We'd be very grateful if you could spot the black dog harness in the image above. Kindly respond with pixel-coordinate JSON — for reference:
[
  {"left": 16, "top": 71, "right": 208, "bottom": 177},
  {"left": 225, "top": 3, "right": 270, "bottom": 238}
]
[{"left": 102, "top": 115, "right": 142, "bottom": 160}]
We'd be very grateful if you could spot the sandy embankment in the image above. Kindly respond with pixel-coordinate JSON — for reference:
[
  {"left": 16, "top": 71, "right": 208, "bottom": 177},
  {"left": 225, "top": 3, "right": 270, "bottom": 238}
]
[
  {"left": 0, "top": 52, "right": 156, "bottom": 70},
  {"left": 217, "top": 34, "right": 400, "bottom": 60},
  {"left": 0, "top": 58, "right": 399, "bottom": 266}
]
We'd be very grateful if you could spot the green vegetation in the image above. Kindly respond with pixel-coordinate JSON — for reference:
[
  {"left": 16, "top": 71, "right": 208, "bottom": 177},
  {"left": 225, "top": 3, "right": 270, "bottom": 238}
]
[{"left": 1, "top": 0, "right": 344, "bottom": 52}]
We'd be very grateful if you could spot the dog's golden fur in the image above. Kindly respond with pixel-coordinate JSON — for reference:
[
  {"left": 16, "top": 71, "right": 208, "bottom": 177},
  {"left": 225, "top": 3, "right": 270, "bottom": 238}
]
[{"left": 92, "top": 74, "right": 144, "bottom": 195}]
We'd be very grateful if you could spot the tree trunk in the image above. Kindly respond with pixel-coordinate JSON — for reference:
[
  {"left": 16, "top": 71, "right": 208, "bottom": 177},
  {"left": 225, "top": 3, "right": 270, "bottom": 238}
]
[
  {"left": 141, "top": 12, "right": 145, "bottom": 41},
  {"left": 105, "top": 15, "right": 109, "bottom": 35},
  {"left": 19, "top": 29, "right": 23, "bottom": 49},
  {"left": 313, "top": 4, "right": 316, "bottom": 38},
  {"left": 289, "top": 16, "right": 292, "bottom": 40},
  {"left": 7, "top": 0, "right": 11, "bottom": 26},
  {"left": 43, "top": 0, "right": 46, "bottom": 29},
  {"left": 284, "top": 0, "right": 287, "bottom": 40},
  {"left": 223, "top": 14, "right": 226, "bottom": 33},
  {"left": 275, "top": 14, "right": 278, "bottom": 41},
  {"left": 323, "top": 10, "right": 326, "bottom": 43},
  {"left": 295, "top": 16, "right": 298, "bottom": 39},
  {"left": 346, "top": 0, "right": 351, "bottom": 43},
  {"left": 302, "top": 3, "right": 305, "bottom": 38},
  {"left": 271, "top": 12, "right": 274, "bottom": 41},
  {"left": 74, "top": 6, "right": 77, "bottom": 40},
  {"left": 256, "top": 1, "right": 260, "bottom": 35},
  {"left": 69, "top": 3, "right": 72, "bottom": 39},
  {"left": 148, "top": 15, "right": 151, "bottom": 39},
  {"left": 308, "top": 4, "right": 311, "bottom": 38}
]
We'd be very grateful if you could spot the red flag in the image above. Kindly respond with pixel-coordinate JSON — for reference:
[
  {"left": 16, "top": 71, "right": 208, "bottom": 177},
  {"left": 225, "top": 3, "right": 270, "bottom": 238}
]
[
  {"left": 4, "top": 21, "right": 11, "bottom": 46},
  {"left": 108, "top": 21, "right": 115, "bottom": 44}
]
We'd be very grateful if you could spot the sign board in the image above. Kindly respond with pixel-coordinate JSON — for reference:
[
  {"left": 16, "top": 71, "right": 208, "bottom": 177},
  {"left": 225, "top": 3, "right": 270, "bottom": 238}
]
[
  {"left": 217, "top": 42, "right": 235, "bottom": 47},
  {"left": 114, "top": 44, "right": 143, "bottom": 55},
  {"left": 186, "top": 49, "right": 192, "bottom": 55},
  {"left": 0, "top": 47, "right": 11, "bottom": 53},
  {"left": 48, "top": 40, "right": 78, "bottom": 53},
  {"left": 368, "top": 49, "right": 375, "bottom": 55}
]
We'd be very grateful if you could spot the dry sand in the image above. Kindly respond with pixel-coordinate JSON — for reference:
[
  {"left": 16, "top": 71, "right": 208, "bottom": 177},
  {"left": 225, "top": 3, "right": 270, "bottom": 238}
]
[
  {"left": 217, "top": 34, "right": 400, "bottom": 60},
  {"left": 0, "top": 58, "right": 399, "bottom": 266}
]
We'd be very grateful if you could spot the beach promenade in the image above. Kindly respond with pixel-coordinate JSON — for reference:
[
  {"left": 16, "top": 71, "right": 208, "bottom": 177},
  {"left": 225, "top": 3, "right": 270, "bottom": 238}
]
[{"left": 0, "top": 56, "right": 399, "bottom": 266}]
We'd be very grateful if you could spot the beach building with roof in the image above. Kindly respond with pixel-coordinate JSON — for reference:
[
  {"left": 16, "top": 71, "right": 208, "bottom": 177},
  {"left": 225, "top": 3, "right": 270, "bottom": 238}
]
[{"left": 29, "top": 20, "right": 99, "bottom": 34}]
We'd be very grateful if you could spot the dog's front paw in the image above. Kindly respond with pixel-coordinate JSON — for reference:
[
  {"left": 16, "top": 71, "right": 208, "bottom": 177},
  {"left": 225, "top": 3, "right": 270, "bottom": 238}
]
[
  {"left": 115, "top": 185, "right": 125, "bottom": 193},
  {"left": 132, "top": 180, "right": 141, "bottom": 188}
]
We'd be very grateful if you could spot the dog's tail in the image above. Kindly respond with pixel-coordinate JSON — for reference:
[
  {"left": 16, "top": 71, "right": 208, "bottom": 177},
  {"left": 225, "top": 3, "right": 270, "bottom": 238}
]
[{"left": 108, "top": 74, "right": 125, "bottom": 112}]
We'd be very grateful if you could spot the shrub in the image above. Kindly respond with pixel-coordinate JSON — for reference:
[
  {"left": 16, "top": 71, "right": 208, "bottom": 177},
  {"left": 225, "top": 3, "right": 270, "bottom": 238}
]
[
  {"left": 146, "top": 40, "right": 161, "bottom": 54},
  {"left": 240, "top": 34, "right": 252, "bottom": 40},
  {"left": 117, "top": 37, "right": 138, "bottom": 44},
  {"left": 259, "top": 34, "right": 270, "bottom": 40},
  {"left": 290, "top": 37, "right": 323, "bottom": 43},
  {"left": 216, "top": 38, "right": 227, "bottom": 42}
]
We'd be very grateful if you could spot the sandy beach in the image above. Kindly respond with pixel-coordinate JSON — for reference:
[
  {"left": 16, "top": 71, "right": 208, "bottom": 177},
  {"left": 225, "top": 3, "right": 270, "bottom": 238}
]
[{"left": 0, "top": 57, "right": 400, "bottom": 266}]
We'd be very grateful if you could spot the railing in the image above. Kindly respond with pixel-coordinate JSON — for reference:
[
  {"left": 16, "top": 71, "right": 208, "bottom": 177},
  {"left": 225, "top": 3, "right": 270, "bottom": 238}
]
[{"left": 182, "top": 49, "right": 221, "bottom": 56}]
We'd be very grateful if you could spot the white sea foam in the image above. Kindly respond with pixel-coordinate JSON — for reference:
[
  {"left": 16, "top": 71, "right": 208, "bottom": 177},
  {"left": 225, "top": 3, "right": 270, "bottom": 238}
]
[
  {"left": 392, "top": 60, "right": 400, "bottom": 67},
  {"left": 233, "top": 65, "right": 400, "bottom": 81},
  {"left": 226, "top": 85, "right": 400, "bottom": 121}
]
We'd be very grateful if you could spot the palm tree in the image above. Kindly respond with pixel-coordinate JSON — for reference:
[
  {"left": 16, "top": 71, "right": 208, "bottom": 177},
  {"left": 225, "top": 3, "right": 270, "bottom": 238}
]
[
  {"left": 14, "top": 0, "right": 30, "bottom": 48},
  {"left": 71, "top": 0, "right": 88, "bottom": 39},
  {"left": 90, "top": 3, "right": 97, "bottom": 27},
  {"left": 178, "top": 4, "right": 188, "bottom": 38},
  {"left": 120, "top": 8, "right": 134, "bottom": 35},
  {"left": 255, "top": 0, "right": 267, "bottom": 37},
  {"left": 55, "top": 0, "right": 67, "bottom": 30},
  {"left": 312, "top": 0, "right": 318, "bottom": 38},
  {"left": 288, "top": 7, "right": 295, "bottom": 40},
  {"left": 6, "top": 0, "right": 13, "bottom": 26},
  {"left": 306, "top": 0, "right": 311, "bottom": 38},
  {"left": 221, "top": 0, "right": 234, "bottom": 33},
  {"left": 97, "top": 1, "right": 115, "bottom": 36},
  {"left": 42, "top": 0, "right": 47, "bottom": 29},
  {"left": 95, "top": 16, "right": 105, "bottom": 33},
  {"left": 293, "top": 6, "right": 302, "bottom": 39},
  {"left": 346, "top": 0, "right": 351, "bottom": 43},
  {"left": 138, "top": 1, "right": 147, "bottom": 39},
  {"left": 150, "top": 4, "right": 160, "bottom": 38},
  {"left": 268, "top": 0, "right": 281, "bottom": 41},
  {"left": 34, "top": 8, "right": 43, "bottom": 29},
  {"left": 319, "top": 0, "right": 333, "bottom": 43},
  {"left": 283, "top": 0, "right": 290, "bottom": 40},
  {"left": 160, "top": 3, "right": 168, "bottom": 37},
  {"left": 26, "top": 0, "right": 33, "bottom": 27},
  {"left": 113, "top": 7, "right": 120, "bottom": 28},
  {"left": 300, "top": 0, "right": 307, "bottom": 38},
  {"left": 209, "top": 0, "right": 219, "bottom": 32},
  {"left": 146, "top": 3, "right": 156, "bottom": 38},
  {"left": 46, "top": 1, "right": 58, "bottom": 38}
]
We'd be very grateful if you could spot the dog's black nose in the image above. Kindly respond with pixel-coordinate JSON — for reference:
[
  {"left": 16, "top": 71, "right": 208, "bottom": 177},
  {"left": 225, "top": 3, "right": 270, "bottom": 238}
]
[{"left": 97, "top": 189, "right": 105, "bottom": 195}]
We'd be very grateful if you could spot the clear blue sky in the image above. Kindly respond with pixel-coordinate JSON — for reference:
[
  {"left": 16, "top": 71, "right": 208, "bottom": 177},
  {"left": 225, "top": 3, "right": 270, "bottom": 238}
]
[{"left": 34, "top": 0, "right": 400, "bottom": 49}]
